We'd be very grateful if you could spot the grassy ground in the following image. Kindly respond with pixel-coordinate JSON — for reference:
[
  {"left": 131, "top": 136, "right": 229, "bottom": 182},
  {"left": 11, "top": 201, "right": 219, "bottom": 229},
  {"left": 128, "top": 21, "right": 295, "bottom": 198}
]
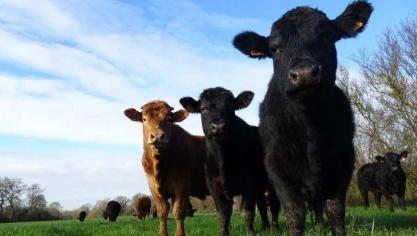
[{"left": 0, "top": 207, "right": 416, "bottom": 236}]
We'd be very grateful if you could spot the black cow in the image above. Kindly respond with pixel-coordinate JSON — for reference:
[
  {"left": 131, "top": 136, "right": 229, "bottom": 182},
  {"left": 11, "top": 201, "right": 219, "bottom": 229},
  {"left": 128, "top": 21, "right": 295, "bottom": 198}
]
[
  {"left": 232, "top": 1, "right": 373, "bottom": 235},
  {"left": 104, "top": 200, "right": 121, "bottom": 222},
  {"left": 357, "top": 151, "right": 409, "bottom": 212},
  {"left": 180, "top": 87, "right": 280, "bottom": 236},
  {"left": 78, "top": 211, "right": 87, "bottom": 222}
]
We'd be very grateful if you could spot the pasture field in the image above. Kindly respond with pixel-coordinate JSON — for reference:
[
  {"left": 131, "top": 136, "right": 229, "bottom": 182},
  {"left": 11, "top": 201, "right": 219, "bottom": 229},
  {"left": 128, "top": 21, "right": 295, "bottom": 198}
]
[{"left": 0, "top": 207, "right": 416, "bottom": 236}]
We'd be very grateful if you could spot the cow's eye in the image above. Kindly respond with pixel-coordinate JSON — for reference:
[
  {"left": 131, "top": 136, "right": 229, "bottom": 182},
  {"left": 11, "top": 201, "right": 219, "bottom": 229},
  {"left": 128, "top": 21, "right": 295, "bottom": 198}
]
[
  {"left": 167, "top": 116, "right": 174, "bottom": 122},
  {"left": 273, "top": 47, "right": 282, "bottom": 55},
  {"left": 200, "top": 106, "right": 208, "bottom": 113},
  {"left": 142, "top": 118, "right": 147, "bottom": 122}
]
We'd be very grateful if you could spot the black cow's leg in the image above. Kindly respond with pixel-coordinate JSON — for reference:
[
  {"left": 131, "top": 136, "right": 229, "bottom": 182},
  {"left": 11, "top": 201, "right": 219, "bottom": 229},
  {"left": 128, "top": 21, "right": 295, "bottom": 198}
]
[
  {"left": 360, "top": 190, "right": 369, "bottom": 209},
  {"left": 312, "top": 200, "right": 324, "bottom": 227},
  {"left": 398, "top": 194, "right": 406, "bottom": 211},
  {"left": 282, "top": 198, "right": 306, "bottom": 236},
  {"left": 374, "top": 192, "right": 382, "bottom": 209},
  {"left": 385, "top": 194, "right": 394, "bottom": 212},
  {"left": 211, "top": 190, "right": 233, "bottom": 236},
  {"left": 241, "top": 194, "right": 256, "bottom": 234},
  {"left": 273, "top": 184, "right": 305, "bottom": 236},
  {"left": 256, "top": 192, "right": 270, "bottom": 230},
  {"left": 269, "top": 191, "right": 280, "bottom": 230},
  {"left": 325, "top": 196, "right": 346, "bottom": 236}
]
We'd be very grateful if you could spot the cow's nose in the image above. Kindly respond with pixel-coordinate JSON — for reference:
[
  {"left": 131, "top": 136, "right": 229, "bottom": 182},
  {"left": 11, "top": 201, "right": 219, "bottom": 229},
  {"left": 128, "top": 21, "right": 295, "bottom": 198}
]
[
  {"left": 149, "top": 132, "right": 166, "bottom": 144},
  {"left": 210, "top": 122, "right": 225, "bottom": 134},
  {"left": 289, "top": 64, "right": 321, "bottom": 86}
]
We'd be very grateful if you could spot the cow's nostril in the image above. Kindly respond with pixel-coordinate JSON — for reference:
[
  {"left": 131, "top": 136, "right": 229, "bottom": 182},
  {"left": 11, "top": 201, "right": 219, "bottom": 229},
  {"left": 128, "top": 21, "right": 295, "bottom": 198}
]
[
  {"left": 289, "top": 71, "right": 298, "bottom": 81},
  {"left": 160, "top": 133, "right": 165, "bottom": 140},
  {"left": 210, "top": 124, "right": 217, "bottom": 131},
  {"left": 311, "top": 65, "right": 321, "bottom": 77},
  {"left": 150, "top": 133, "right": 155, "bottom": 140}
]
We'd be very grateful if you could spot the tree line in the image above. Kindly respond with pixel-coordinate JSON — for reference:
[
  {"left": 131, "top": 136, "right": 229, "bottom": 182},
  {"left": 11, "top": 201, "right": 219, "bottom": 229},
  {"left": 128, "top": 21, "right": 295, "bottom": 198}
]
[{"left": 0, "top": 177, "right": 62, "bottom": 222}]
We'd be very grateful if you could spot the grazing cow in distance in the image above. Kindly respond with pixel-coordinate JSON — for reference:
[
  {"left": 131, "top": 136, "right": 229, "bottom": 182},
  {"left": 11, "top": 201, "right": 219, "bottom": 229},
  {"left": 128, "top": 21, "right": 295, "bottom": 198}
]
[
  {"left": 180, "top": 87, "right": 280, "bottom": 235},
  {"left": 357, "top": 151, "right": 410, "bottom": 212},
  {"left": 104, "top": 200, "right": 121, "bottom": 222},
  {"left": 232, "top": 1, "right": 373, "bottom": 235},
  {"left": 185, "top": 199, "right": 196, "bottom": 217},
  {"left": 78, "top": 211, "right": 87, "bottom": 222},
  {"left": 124, "top": 100, "right": 209, "bottom": 236},
  {"left": 135, "top": 196, "right": 152, "bottom": 220}
]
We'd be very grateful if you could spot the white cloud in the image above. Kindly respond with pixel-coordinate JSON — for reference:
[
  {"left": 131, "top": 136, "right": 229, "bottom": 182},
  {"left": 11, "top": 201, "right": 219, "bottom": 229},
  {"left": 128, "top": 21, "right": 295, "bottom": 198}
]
[
  {"left": 0, "top": 0, "right": 273, "bottom": 209},
  {"left": 0, "top": 0, "right": 272, "bottom": 145},
  {"left": 0, "top": 150, "right": 146, "bottom": 210}
]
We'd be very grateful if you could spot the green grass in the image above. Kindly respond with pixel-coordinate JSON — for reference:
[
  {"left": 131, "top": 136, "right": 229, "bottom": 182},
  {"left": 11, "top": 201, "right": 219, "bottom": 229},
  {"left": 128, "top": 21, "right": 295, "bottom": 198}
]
[{"left": 0, "top": 207, "right": 416, "bottom": 236}]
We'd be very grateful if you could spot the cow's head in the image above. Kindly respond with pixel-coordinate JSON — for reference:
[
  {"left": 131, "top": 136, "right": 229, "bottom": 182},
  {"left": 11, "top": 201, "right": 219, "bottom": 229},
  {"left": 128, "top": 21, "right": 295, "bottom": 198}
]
[
  {"left": 233, "top": 1, "right": 373, "bottom": 95},
  {"left": 378, "top": 151, "right": 409, "bottom": 171},
  {"left": 124, "top": 101, "right": 188, "bottom": 152},
  {"left": 180, "top": 87, "right": 254, "bottom": 140}
]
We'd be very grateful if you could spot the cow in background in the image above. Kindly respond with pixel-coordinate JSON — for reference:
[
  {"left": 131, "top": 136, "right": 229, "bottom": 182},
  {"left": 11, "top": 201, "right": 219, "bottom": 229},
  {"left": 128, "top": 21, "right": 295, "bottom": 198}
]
[{"left": 358, "top": 151, "right": 410, "bottom": 211}]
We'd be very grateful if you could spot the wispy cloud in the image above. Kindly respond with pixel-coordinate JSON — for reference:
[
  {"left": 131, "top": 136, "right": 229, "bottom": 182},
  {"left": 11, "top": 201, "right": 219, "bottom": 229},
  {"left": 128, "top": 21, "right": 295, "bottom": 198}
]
[
  {"left": 0, "top": 0, "right": 271, "bottom": 209},
  {"left": 0, "top": 0, "right": 271, "bottom": 145}
]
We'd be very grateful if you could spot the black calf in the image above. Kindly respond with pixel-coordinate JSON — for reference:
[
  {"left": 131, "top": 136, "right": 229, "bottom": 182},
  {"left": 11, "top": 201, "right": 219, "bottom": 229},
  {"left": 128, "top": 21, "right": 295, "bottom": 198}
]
[
  {"left": 357, "top": 151, "right": 409, "bottom": 211},
  {"left": 180, "top": 87, "right": 280, "bottom": 236}
]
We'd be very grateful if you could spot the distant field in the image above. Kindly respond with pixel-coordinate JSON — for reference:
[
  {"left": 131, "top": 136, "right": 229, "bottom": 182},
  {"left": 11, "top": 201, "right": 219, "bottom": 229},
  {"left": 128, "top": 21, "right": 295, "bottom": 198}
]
[{"left": 0, "top": 207, "right": 416, "bottom": 236}]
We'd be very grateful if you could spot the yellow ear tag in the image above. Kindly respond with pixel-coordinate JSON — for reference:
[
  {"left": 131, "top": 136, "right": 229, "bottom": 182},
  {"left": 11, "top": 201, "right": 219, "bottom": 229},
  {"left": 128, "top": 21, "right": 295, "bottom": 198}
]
[
  {"left": 250, "top": 50, "right": 265, "bottom": 57},
  {"left": 353, "top": 21, "right": 364, "bottom": 31}
]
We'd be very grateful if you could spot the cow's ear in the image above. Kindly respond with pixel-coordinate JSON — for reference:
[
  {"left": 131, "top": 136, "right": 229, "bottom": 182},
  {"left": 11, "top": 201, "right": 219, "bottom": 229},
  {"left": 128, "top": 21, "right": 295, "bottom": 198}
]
[
  {"left": 179, "top": 97, "right": 200, "bottom": 113},
  {"left": 173, "top": 110, "right": 189, "bottom": 122},
  {"left": 375, "top": 155, "right": 384, "bottom": 162},
  {"left": 124, "top": 108, "right": 143, "bottom": 122},
  {"left": 399, "top": 150, "right": 409, "bottom": 161},
  {"left": 233, "top": 31, "right": 271, "bottom": 59},
  {"left": 235, "top": 91, "right": 254, "bottom": 110},
  {"left": 333, "top": 1, "right": 373, "bottom": 40}
]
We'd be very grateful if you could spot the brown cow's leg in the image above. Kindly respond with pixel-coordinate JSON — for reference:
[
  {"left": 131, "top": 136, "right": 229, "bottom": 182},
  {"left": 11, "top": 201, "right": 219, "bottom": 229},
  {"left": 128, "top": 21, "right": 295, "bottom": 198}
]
[
  {"left": 173, "top": 196, "right": 186, "bottom": 236},
  {"left": 153, "top": 194, "right": 169, "bottom": 236},
  {"left": 325, "top": 197, "right": 346, "bottom": 236}
]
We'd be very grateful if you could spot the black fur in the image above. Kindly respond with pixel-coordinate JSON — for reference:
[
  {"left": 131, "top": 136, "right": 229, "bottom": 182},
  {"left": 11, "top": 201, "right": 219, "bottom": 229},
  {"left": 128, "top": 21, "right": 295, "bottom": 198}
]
[
  {"left": 104, "top": 200, "right": 121, "bottom": 222},
  {"left": 233, "top": 1, "right": 373, "bottom": 236},
  {"left": 180, "top": 87, "right": 280, "bottom": 236},
  {"left": 357, "top": 151, "right": 409, "bottom": 212},
  {"left": 78, "top": 211, "right": 87, "bottom": 222}
]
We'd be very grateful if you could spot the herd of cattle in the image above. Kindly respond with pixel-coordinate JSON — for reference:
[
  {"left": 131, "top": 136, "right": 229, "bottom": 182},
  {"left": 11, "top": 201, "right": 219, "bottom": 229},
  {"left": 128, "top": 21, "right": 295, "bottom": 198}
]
[{"left": 79, "top": 1, "right": 411, "bottom": 236}]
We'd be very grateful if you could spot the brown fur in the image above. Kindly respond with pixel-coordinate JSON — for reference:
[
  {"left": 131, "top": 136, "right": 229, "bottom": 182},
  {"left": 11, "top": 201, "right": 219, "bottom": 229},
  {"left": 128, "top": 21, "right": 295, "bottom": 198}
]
[
  {"left": 135, "top": 196, "right": 152, "bottom": 220},
  {"left": 125, "top": 100, "right": 208, "bottom": 236}
]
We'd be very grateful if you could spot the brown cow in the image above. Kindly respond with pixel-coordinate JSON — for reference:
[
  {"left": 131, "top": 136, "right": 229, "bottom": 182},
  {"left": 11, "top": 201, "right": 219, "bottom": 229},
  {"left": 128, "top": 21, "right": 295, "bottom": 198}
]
[
  {"left": 135, "top": 196, "right": 152, "bottom": 220},
  {"left": 124, "top": 100, "right": 208, "bottom": 236}
]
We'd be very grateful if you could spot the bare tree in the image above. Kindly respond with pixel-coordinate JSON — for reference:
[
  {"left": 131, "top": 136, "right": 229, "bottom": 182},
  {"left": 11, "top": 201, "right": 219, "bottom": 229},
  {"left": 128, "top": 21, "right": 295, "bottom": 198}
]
[
  {"left": 0, "top": 178, "right": 6, "bottom": 214},
  {"left": 26, "top": 184, "right": 47, "bottom": 210},
  {"left": 89, "top": 198, "right": 110, "bottom": 218},
  {"left": 114, "top": 195, "right": 130, "bottom": 214},
  {"left": 2, "top": 178, "right": 26, "bottom": 217},
  {"left": 340, "top": 16, "right": 417, "bottom": 201}
]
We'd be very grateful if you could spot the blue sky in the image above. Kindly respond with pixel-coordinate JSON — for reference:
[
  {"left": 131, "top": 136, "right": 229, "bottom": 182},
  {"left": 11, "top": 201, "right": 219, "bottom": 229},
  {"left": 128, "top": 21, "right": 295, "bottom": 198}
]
[{"left": 0, "top": 0, "right": 415, "bottom": 210}]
